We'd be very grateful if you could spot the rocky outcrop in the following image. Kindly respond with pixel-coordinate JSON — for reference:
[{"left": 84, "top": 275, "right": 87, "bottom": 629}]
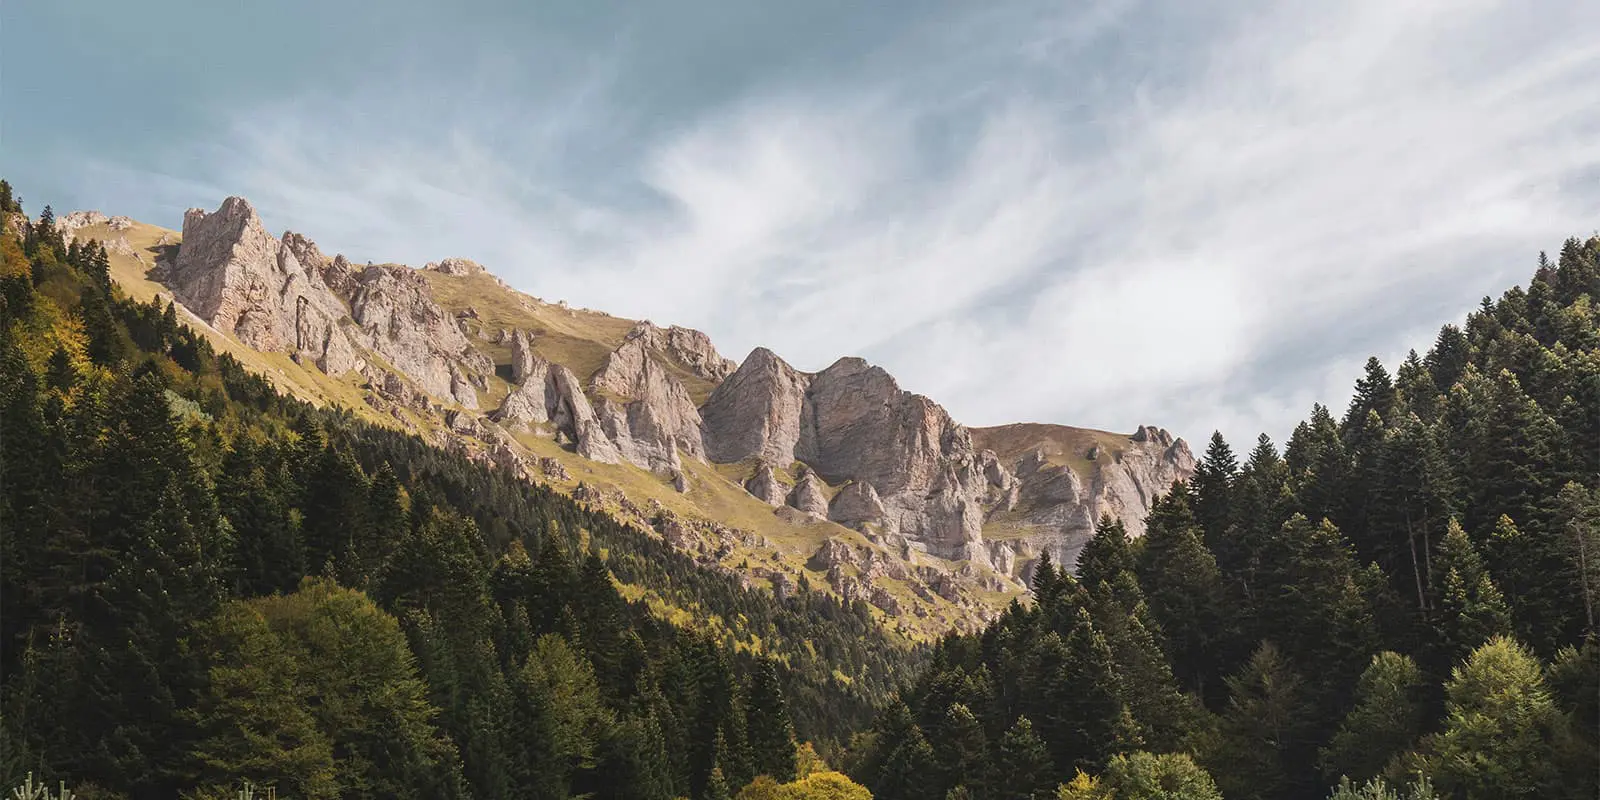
[
  {"left": 493, "top": 355, "right": 621, "bottom": 464},
  {"left": 971, "top": 423, "right": 1196, "bottom": 573},
  {"left": 787, "top": 470, "right": 829, "bottom": 517},
  {"left": 829, "top": 481, "right": 886, "bottom": 528},
  {"left": 701, "top": 348, "right": 810, "bottom": 465},
  {"left": 659, "top": 325, "right": 737, "bottom": 383},
  {"left": 426, "top": 257, "right": 485, "bottom": 276},
  {"left": 589, "top": 324, "right": 707, "bottom": 474},
  {"left": 52, "top": 211, "right": 134, "bottom": 243},
  {"left": 705, "top": 352, "right": 1000, "bottom": 560},
  {"left": 744, "top": 462, "right": 787, "bottom": 506},
  {"left": 160, "top": 197, "right": 368, "bottom": 378},
  {"left": 132, "top": 193, "right": 1195, "bottom": 620},
  {"left": 510, "top": 330, "right": 540, "bottom": 384},
  {"left": 347, "top": 261, "right": 492, "bottom": 408},
  {"left": 161, "top": 197, "right": 495, "bottom": 409}
]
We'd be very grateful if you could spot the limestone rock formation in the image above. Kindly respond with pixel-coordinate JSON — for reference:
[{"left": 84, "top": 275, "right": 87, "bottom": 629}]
[
  {"left": 701, "top": 347, "right": 810, "bottom": 465},
  {"left": 786, "top": 470, "right": 829, "bottom": 517},
  {"left": 743, "top": 462, "right": 787, "bottom": 506},
  {"left": 510, "top": 329, "right": 540, "bottom": 384},
  {"left": 347, "top": 261, "right": 492, "bottom": 407},
  {"left": 829, "top": 481, "right": 886, "bottom": 528},
  {"left": 493, "top": 355, "right": 621, "bottom": 464},
  {"left": 160, "top": 197, "right": 368, "bottom": 378},
  {"left": 128, "top": 192, "right": 1197, "bottom": 620},
  {"left": 159, "top": 197, "right": 497, "bottom": 410},
  {"left": 588, "top": 324, "right": 707, "bottom": 474},
  {"left": 705, "top": 352, "right": 1001, "bottom": 560},
  {"left": 971, "top": 423, "right": 1196, "bottom": 571},
  {"left": 51, "top": 211, "right": 135, "bottom": 244},
  {"left": 426, "top": 257, "right": 485, "bottom": 276}
]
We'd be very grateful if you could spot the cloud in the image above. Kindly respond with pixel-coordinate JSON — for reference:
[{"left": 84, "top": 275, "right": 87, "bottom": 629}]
[{"left": 71, "top": 0, "right": 1600, "bottom": 447}]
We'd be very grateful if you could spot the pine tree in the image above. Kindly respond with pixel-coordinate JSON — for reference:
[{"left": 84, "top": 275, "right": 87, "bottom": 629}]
[
  {"left": 991, "top": 716, "right": 1052, "bottom": 800},
  {"left": 1371, "top": 414, "right": 1455, "bottom": 609},
  {"left": 1395, "top": 349, "right": 1441, "bottom": 422},
  {"left": 508, "top": 633, "right": 608, "bottom": 799},
  {"left": 1058, "top": 608, "right": 1139, "bottom": 774},
  {"left": 1344, "top": 357, "right": 1398, "bottom": 440},
  {"left": 1206, "top": 642, "right": 1316, "bottom": 800},
  {"left": 1424, "top": 636, "right": 1566, "bottom": 799},
  {"left": 1425, "top": 324, "right": 1471, "bottom": 390},
  {"left": 1076, "top": 515, "right": 1134, "bottom": 593},
  {"left": 1430, "top": 519, "right": 1511, "bottom": 676},
  {"left": 1135, "top": 484, "right": 1230, "bottom": 699},
  {"left": 1192, "top": 432, "right": 1238, "bottom": 547},
  {"left": 1220, "top": 434, "right": 1290, "bottom": 594},
  {"left": 871, "top": 725, "right": 940, "bottom": 800},
  {"left": 1555, "top": 482, "right": 1600, "bottom": 640},
  {"left": 1251, "top": 515, "right": 1379, "bottom": 711},
  {"left": 1100, "top": 751, "right": 1223, "bottom": 800},
  {"left": 935, "top": 703, "right": 987, "bottom": 797},
  {"left": 1318, "top": 651, "right": 1425, "bottom": 784},
  {"left": 745, "top": 658, "right": 797, "bottom": 783},
  {"left": 1087, "top": 576, "right": 1195, "bottom": 750}
]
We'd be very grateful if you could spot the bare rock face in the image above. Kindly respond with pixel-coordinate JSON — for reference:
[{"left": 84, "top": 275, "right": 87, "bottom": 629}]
[
  {"left": 588, "top": 325, "right": 707, "bottom": 474},
  {"left": 493, "top": 355, "right": 621, "bottom": 464},
  {"left": 162, "top": 198, "right": 497, "bottom": 410},
  {"left": 348, "top": 262, "right": 492, "bottom": 408},
  {"left": 787, "top": 470, "right": 829, "bottom": 517},
  {"left": 797, "top": 358, "right": 992, "bottom": 559},
  {"left": 972, "top": 423, "right": 1197, "bottom": 573},
  {"left": 426, "top": 257, "right": 485, "bottom": 276},
  {"left": 660, "top": 325, "right": 737, "bottom": 383},
  {"left": 162, "top": 198, "right": 368, "bottom": 378},
  {"left": 701, "top": 347, "right": 811, "bottom": 465},
  {"left": 510, "top": 329, "right": 540, "bottom": 384},
  {"left": 829, "top": 481, "right": 886, "bottom": 528},
  {"left": 744, "top": 462, "right": 787, "bottom": 506}
]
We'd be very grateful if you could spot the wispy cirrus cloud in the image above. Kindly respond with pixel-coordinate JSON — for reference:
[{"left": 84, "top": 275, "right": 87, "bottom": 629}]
[{"left": 65, "top": 0, "right": 1600, "bottom": 447}]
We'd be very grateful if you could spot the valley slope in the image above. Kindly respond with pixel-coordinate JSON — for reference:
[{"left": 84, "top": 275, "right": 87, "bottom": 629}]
[{"left": 55, "top": 199, "right": 1194, "bottom": 633}]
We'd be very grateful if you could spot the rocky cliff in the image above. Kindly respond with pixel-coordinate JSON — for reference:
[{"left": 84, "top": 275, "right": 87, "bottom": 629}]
[{"left": 94, "top": 195, "right": 1193, "bottom": 634}]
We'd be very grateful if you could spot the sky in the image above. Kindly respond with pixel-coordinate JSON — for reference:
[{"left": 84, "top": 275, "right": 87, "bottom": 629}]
[{"left": 5, "top": 0, "right": 1599, "bottom": 448}]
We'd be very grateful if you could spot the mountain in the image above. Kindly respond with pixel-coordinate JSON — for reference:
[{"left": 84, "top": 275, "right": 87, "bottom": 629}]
[
  {"left": 0, "top": 192, "right": 902, "bottom": 798},
  {"left": 850, "top": 232, "right": 1600, "bottom": 800},
  {"left": 54, "top": 197, "right": 1194, "bottom": 633}
]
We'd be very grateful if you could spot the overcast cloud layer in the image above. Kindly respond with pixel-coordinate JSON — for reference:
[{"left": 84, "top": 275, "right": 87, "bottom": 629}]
[{"left": 6, "top": 0, "right": 1599, "bottom": 446}]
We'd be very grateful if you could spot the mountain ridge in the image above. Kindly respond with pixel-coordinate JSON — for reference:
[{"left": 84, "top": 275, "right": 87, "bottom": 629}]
[{"left": 51, "top": 198, "right": 1195, "bottom": 632}]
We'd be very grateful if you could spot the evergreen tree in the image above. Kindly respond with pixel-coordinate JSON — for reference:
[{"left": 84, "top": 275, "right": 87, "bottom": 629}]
[
  {"left": 934, "top": 703, "right": 987, "bottom": 797},
  {"left": 507, "top": 633, "right": 609, "bottom": 799},
  {"left": 1100, "top": 751, "right": 1223, "bottom": 800},
  {"left": 992, "top": 716, "right": 1052, "bottom": 800},
  {"left": 1343, "top": 357, "right": 1398, "bottom": 440},
  {"left": 1429, "top": 519, "right": 1511, "bottom": 676},
  {"left": 1192, "top": 432, "right": 1238, "bottom": 547},
  {"left": 1251, "top": 515, "right": 1379, "bottom": 710},
  {"left": 1555, "top": 482, "right": 1600, "bottom": 639},
  {"left": 871, "top": 725, "right": 940, "bottom": 800},
  {"left": 1318, "top": 652, "right": 1425, "bottom": 784},
  {"left": 746, "top": 658, "right": 798, "bottom": 783},
  {"left": 1423, "top": 636, "right": 1567, "bottom": 799},
  {"left": 1371, "top": 414, "right": 1455, "bottom": 609},
  {"left": 1076, "top": 515, "right": 1134, "bottom": 593},
  {"left": 1206, "top": 642, "right": 1316, "bottom": 800},
  {"left": 1135, "top": 484, "right": 1230, "bottom": 699}
]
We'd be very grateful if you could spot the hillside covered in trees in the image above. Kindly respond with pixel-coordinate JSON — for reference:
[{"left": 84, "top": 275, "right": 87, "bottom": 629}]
[
  {"left": 846, "top": 233, "right": 1600, "bottom": 799},
  {"left": 3, "top": 172, "right": 1599, "bottom": 800},
  {"left": 0, "top": 183, "right": 901, "bottom": 799}
]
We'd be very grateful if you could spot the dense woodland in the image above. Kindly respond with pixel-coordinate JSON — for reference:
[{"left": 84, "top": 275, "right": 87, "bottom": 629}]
[
  {"left": 1, "top": 175, "right": 1597, "bottom": 800},
  {"left": 0, "top": 183, "right": 904, "bottom": 799},
  {"left": 847, "top": 234, "right": 1600, "bottom": 798}
]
